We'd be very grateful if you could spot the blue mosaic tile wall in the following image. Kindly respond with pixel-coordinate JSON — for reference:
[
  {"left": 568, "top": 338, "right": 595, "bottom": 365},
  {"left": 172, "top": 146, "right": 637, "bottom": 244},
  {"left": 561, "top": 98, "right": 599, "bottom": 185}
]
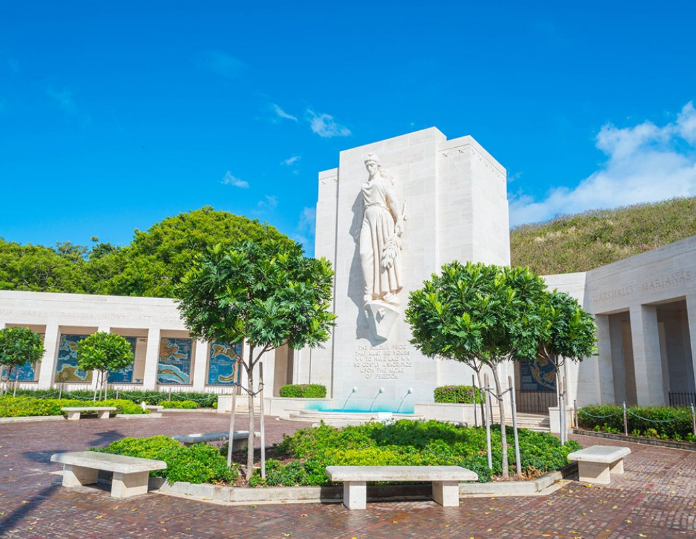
[{"left": 208, "top": 342, "right": 242, "bottom": 385}]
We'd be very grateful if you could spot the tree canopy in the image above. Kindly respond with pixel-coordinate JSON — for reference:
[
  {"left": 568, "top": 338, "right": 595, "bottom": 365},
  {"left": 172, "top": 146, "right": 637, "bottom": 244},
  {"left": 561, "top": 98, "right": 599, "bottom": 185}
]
[
  {"left": 0, "top": 327, "right": 45, "bottom": 394},
  {"left": 406, "top": 262, "right": 550, "bottom": 477},
  {"left": 538, "top": 290, "right": 597, "bottom": 368},
  {"left": 175, "top": 239, "right": 335, "bottom": 478},
  {"left": 76, "top": 332, "right": 134, "bottom": 399},
  {"left": 0, "top": 207, "right": 291, "bottom": 298}
]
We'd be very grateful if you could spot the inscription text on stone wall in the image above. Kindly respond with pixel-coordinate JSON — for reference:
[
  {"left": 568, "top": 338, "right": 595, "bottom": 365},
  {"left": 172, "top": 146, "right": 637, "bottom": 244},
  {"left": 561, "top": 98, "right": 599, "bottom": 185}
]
[{"left": 354, "top": 344, "right": 412, "bottom": 379}]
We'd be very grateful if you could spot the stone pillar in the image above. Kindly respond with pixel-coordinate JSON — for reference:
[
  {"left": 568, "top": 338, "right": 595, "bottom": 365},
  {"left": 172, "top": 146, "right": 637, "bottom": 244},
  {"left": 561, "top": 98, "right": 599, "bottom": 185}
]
[
  {"left": 142, "top": 328, "right": 161, "bottom": 390},
  {"left": 629, "top": 304, "right": 665, "bottom": 405},
  {"left": 192, "top": 340, "right": 208, "bottom": 391},
  {"left": 38, "top": 324, "right": 61, "bottom": 389},
  {"left": 595, "top": 315, "right": 616, "bottom": 404},
  {"left": 685, "top": 293, "right": 696, "bottom": 396}
]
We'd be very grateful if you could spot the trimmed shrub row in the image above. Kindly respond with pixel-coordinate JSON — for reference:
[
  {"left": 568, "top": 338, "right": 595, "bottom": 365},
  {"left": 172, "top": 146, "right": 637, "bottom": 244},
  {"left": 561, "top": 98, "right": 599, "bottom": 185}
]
[
  {"left": 434, "top": 385, "right": 485, "bottom": 404},
  {"left": 0, "top": 396, "right": 144, "bottom": 417},
  {"left": 278, "top": 384, "right": 327, "bottom": 398},
  {"left": 7, "top": 388, "right": 218, "bottom": 408},
  {"left": 95, "top": 435, "right": 238, "bottom": 484},
  {"left": 578, "top": 404, "right": 695, "bottom": 441}
]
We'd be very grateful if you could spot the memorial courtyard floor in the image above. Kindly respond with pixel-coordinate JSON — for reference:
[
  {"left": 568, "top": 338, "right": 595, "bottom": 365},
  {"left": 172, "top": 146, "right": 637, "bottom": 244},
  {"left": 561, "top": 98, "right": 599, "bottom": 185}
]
[{"left": 0, "top": 412, "right": 694, "bottom": 538}]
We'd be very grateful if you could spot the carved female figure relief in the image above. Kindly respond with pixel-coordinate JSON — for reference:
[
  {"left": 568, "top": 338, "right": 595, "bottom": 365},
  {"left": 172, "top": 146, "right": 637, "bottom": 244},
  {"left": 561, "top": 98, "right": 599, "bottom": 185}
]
[{"left": 358, "top": 154, "right": 406, "bottom": 307}]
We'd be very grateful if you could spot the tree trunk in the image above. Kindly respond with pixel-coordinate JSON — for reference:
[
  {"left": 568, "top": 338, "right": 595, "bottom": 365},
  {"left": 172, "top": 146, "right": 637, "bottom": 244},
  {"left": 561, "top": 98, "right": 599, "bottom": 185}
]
[
  {"left": 245, "top": 356, "right": 255, "bottom": 481},
  {"left": 490, "top": 364, "right": 509, "bottom": 478}
]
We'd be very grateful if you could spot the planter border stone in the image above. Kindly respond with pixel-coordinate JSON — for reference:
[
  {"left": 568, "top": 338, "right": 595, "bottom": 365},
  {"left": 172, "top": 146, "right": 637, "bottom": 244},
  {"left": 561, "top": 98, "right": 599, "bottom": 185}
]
[
  {"left": 148, "top": 464, "right": 578, "bottom": 505},
  {"left": 573, "top": 428, "right": 696, "bottom": 451}
]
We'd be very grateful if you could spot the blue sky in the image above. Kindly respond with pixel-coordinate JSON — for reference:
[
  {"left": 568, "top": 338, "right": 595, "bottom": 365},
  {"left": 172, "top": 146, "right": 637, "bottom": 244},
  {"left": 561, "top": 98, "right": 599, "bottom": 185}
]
[{"left": 1, "top": 1, "right": 695, "bottom": 256}]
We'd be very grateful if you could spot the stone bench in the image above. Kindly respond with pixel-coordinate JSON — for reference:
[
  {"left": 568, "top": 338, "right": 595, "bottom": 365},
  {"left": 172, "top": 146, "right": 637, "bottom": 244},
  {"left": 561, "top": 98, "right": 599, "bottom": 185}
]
[
  {"left": 172, "top": 430, "right": 260, "bottom": 451},
  {"left": 50, "top": 451, "right": 166, "bottom": 498},
  {"left": 567, "top": 445, "right": 631, "bottom": 485},
  {"left": 325, "top": 465, "right": 478, "bottom": 509},
  {"left": 141, "top": 404, "right": 165, "bottom": 412},
  {"left": 61, "top": 407, "right": 117, "bottom": 420}
]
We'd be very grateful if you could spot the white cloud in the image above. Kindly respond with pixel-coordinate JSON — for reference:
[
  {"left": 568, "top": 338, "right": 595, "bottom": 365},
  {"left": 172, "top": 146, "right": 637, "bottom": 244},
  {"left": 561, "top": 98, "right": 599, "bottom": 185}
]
[
  {"left": 221, "top": 171, "right": 249, "bottom": 188},
  {"left": 510, "top": 102, "right": 696, "bottom": 226},
  {"left": 46, "top": 86, "right": 91, "bottom": 125},
  {"left": 257, "top": 195, "right": 278, "bottom": 211},
  {"left": 281, "top": 155, "right": 301, "bottom": 166},
  {"left": 272, "top": 104, "right": 297, "bottom": 122},
  {"left": 306, "top": 109, "right": 351, "bottom": 138},
  {"left": 198, "top": 50, "right": 244, "bottom": 78}
]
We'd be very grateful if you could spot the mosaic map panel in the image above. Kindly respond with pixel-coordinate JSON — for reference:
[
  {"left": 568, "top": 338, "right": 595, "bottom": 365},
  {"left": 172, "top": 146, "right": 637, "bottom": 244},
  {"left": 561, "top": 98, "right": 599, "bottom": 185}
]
[
  {"left": 157, "top": 337, "right": 192, "bottom": 385},
  {"left": 208, "top": 342, "right": 242, "bottom": 385},
  {"left": 55, "top": 334, "right": 92, "bottom": 383},
  {"left": 519, "top": 357, "right": 556, "bottom": 392}
]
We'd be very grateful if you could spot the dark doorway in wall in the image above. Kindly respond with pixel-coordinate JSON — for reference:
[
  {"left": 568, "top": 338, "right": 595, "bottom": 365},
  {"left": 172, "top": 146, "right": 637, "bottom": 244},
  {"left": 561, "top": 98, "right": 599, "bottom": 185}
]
[
  {"left": 657, "top": 300, "right": 696, "bottom": 406},
  {"left": 609, "top": 311, "right": 638, "bottom": 406}
]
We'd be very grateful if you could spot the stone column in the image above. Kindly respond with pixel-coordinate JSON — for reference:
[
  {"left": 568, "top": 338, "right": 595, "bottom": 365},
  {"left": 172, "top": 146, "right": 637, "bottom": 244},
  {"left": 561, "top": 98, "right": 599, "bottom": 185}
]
[
  {"left": 685, "top": 293, "right": 696, "bottom": 396},
  {"left": 192, "top": 339, "right": 208, "bottom": 391},
  {"left": 38, "top": 324, "right": 61, "bottom": 389},
  {"left": 629, "top": 304, "right": 665, "bottom": 405},
  {"left": 594, "top": 315, "right": 615, "bottom": 404},
  {"left": 142, "top": 328, "right": 161, "bottom": 390}
]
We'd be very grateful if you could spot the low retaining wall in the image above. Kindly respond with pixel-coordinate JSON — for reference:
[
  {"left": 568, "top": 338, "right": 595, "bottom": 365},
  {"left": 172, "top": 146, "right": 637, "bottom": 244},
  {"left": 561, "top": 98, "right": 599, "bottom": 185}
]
[
  {"left": 574, "top": 429, "right": 696, "bottom": 452},
  {"left": 149, "top": 464, "right": 577, "bottom": 505},
  {"left": 413, "top": 403, "right": 477, "bottom": 424}
]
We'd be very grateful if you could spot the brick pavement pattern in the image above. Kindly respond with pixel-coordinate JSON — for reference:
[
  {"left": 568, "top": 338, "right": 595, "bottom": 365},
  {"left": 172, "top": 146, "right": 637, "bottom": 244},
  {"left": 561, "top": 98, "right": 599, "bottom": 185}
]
[{"left": 0, "top": 412, "right": 694, "bottom": 538}]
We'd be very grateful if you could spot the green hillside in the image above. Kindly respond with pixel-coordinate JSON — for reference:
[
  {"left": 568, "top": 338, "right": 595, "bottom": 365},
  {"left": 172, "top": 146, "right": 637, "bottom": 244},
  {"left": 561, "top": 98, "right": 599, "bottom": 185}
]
[{"left": 510, "top": 197, "right": 696, "bottom": 275}]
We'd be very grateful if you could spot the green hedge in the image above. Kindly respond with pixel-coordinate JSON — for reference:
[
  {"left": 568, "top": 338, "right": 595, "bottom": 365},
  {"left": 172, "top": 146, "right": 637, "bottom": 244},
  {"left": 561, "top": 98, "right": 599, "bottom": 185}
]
[
  {"left": 434, "top": 385, "right": 485, "bottom": 404},
  {"left": 8, "top": 388, "right": 217, "bottom": 408},
  {"left": 578, "top": 405, "right": 695, "bottom": 441},
  {"left": 0, "top": 396, "right": 144, "bottom": 417},
  {"left": 278, "top": 384, "right": 327, "bottom": 398},
  {"left": 248, "top": 419, "right": 579, "bottom": 487},
  {"left": 95, "top": 435, "right": 237, "bottom": 484},
  {"left": 161, "top": 400, "right": 198, "bottom": 409}
]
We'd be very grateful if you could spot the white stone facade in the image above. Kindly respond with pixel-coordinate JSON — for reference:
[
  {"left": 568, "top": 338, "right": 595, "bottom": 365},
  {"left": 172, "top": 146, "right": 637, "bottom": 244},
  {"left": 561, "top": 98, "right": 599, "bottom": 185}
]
[{"left": 0, "top": 291, "right": 273, "bottom": 394}]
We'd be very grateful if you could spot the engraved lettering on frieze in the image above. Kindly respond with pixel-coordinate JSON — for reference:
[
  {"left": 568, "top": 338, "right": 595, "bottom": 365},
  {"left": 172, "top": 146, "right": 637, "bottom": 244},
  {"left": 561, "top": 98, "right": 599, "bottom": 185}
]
[
  {"left": 353, "top": 344, "right": 412, "bottom": 380},
  {"left": 592, "top": 270, "right": 692, "bottom": 304}
]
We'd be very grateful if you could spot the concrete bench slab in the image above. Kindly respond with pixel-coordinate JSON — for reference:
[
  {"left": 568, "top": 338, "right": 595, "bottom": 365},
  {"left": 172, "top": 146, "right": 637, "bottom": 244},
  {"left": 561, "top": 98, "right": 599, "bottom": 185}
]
[
  {"left": 567, "top": 445, "right": 631, "bottom": 484},
  {"left": 172, "top": 430, "right": 260, "bottom": 451},
  {"left": 142, "top": 404, "right": 164, "bottom": 412},
  {"left": 325, "top": 465, "right": 478, "bottom": 509},
  {"left": 61, "top": 407, "right": 117, "bottom": 420},
  {"left": 51, "top": 451, "right": 166, "bottom": 498}
]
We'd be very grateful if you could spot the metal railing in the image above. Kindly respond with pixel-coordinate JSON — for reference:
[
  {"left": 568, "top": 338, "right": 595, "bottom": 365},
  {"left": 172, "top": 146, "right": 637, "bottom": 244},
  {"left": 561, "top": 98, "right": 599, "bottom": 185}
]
[
  {"left": 515, "top": 390, "right": 557, "bottom": 415},
  {"left": 669, "top": 391, "right": 696, "bottom": 407}
]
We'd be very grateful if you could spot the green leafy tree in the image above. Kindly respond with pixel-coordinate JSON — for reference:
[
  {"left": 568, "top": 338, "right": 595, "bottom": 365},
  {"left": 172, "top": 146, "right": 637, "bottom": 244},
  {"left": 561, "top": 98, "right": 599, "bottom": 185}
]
[
  {"left": 76, "top": 332, "right": 134, "bottom": 401},
  {"left": 0, "top": 327, "right": 45, "bottom": 396},
  {"left": 406, "top": 262, "right": 548, "bottom": 477},
  {"left": 537, "top": 290, "right": 596, "bottom": 442},
  {"left": 0, "top": 239, "right": 88, "bottom": 293},
  {"left": 175, "top": 240, "right": 336, "bottom": 479},
  {"left": 100, "top": 206, "right": 293, "bottom": 297}
]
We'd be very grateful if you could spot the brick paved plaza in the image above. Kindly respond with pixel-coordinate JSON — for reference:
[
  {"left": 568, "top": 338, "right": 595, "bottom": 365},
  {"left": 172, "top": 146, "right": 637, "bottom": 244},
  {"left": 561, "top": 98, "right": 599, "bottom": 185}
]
[{"left": 0, "top": 412, "right": 694, "bottom": 538}]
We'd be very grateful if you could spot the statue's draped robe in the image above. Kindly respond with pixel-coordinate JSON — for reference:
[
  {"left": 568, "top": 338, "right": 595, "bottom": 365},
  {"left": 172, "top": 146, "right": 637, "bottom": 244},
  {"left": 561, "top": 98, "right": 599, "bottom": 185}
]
[{"left": 359, "top": 175, "right": 402, "bottom": 300}]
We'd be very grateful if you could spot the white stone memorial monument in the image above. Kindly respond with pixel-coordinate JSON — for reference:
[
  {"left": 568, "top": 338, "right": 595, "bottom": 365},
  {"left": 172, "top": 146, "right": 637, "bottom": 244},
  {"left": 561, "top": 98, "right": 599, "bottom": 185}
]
[{"left": 306, "top": 127, "right": 510, "bottom": 412}]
